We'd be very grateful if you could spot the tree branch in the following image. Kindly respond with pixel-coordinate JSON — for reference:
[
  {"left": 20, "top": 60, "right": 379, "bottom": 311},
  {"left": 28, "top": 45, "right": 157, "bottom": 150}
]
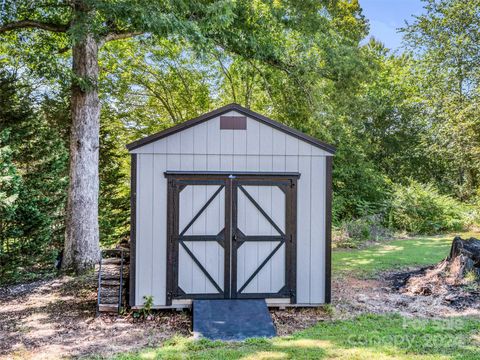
[
  {"left": 0, "top": 20, "right": 69, "bottom": 33},
  {"left": 101, "top": 31, "right": 143, "bottom": 45}
]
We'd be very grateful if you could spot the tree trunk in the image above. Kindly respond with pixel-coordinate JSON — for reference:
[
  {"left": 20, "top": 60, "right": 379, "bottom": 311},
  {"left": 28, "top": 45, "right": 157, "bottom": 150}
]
[
  {"left": 62, "top": 32, "right": 100, "bottom": 273},
  {"left": 448, "top": 236, "right": 480, "bottom": 272}
]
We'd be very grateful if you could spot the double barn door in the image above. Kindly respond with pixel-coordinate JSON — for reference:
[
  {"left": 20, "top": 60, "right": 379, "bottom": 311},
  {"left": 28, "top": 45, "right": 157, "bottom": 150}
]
[{"left": 165, "top": 173, "right": 298, "bottom": 305}]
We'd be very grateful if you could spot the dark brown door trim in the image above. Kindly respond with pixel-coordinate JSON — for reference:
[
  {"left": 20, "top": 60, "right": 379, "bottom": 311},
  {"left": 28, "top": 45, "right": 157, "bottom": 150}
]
[
  {"left": 231, "top": 177, "right": 297, "bottom": 302},
  {"left": 165, "top": 176, "right": 229, "bottom": 305},
  {"left": 165, "top": 172, "right": 299, "bottom": 305}
]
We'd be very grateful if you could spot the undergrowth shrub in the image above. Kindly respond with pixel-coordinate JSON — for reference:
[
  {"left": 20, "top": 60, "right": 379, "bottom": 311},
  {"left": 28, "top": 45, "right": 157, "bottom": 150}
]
[
  {"left": 334, "top": 214, "right": 392, "bottom": 248},
  {"left": 388, "top": 181, "right": 470, "bottom": 234}
]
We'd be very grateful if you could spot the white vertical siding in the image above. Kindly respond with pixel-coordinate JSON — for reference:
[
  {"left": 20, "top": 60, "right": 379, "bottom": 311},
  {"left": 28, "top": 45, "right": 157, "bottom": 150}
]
[
  {"left": 310, "top": 157, "right": 326, "bottom": 303},
  {"left": 133, "top": 111, "right": 330, "bottom": 306},
  {"left": 272, "top": 130, "right": 286, "bottom": 155},
  {"left": 180, "top": 127, "right": 194, "bottom": 154},
  {"left": 207, "top": 117, "right": 221, "bottom": 154},
  {"left": 241, "top": 186, "right": 259, "bottom": 293},
  {"left": 296, "top": 155, "right": 311, "bottom": 303},
  {"left": 257, "top": 185, "right": 272, "bottom": 293},
  {"left": 151, "top": 155, "right": 167, "bottom": 304},
  {"left": 246, "top": 119, "right": 260, "bottom": 155},
  {"left": 136, "top": 154, "right": 154, "bottom": 303},
  {"left": 193, "top": 122, "right": 208, "bottom": 154}
]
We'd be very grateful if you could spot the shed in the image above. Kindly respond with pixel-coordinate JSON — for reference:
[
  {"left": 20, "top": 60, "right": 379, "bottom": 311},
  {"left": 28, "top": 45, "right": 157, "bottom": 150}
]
[{"left": 126, "top": 104, "right": 335, "bottom": 308}]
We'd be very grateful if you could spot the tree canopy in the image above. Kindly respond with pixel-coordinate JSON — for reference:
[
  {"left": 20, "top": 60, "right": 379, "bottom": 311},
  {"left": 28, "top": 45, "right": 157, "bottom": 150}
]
[{"left": 0, "top": 0, "right": 479, "bottom": 282}]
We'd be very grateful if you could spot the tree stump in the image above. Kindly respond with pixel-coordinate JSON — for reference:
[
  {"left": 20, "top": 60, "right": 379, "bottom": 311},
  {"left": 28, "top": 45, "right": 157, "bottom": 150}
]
[
  {"left": 448, "top": 236, "right": 480, "bottom": 274},
  {"left": 403, "top": 237, "right": 480, "bottom": 299}
]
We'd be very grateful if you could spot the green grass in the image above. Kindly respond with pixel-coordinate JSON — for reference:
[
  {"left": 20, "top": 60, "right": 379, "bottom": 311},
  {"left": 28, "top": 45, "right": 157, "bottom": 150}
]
[
  {"left": 333, "top": 232, "right": 478, "bottom": 279},
  {"left": 111, "top": 314, "right": 480, "bottom": 359}
]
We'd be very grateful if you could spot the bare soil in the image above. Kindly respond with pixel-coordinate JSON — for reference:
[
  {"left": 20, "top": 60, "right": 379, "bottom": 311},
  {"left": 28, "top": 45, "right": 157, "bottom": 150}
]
[
  {"left": 271, "top": 307, "right": 333, "bottom": 336},
  {"left": 0, "top": 274, "right": 189, "bottom": 359},
  {"left": 1, "top": 267, "right": 479, "bottom": 359},
  {"left": 334, "top": 266, "right": 480, "bottom": 319}
]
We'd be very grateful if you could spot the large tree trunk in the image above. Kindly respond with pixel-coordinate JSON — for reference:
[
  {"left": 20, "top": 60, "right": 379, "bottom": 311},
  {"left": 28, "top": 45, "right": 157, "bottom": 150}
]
[{"left": 62, "top": 32, "right": 100, "bottom": 273}]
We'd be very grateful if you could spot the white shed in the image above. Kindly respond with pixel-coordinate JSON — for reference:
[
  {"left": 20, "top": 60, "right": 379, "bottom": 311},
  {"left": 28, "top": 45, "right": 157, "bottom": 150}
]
[{"left": 126, "top": 104, "right": 334, "bottom": 308}]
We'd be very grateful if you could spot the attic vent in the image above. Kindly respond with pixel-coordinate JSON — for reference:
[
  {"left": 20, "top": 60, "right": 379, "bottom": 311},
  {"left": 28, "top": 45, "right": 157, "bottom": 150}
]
[{"left": 220, "top": 116, "right": 247, "bottom": 130}]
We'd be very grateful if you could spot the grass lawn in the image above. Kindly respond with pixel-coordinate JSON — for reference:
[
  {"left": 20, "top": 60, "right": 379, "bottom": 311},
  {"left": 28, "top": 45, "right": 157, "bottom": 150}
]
[
  {"left": 109, "top": 232, "right": 480, "bottom": 360},
  {"left": 113, "top": 314, "right": 480, "bottom": 359},
  {"left": 332, "top": 232, "right": 479, "bottom": 279}
]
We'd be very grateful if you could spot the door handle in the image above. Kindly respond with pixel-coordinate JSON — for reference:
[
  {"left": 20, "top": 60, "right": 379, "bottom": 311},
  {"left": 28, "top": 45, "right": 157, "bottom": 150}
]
[{"left": 232, "top": 234, "right": 237, "bottom": 242}]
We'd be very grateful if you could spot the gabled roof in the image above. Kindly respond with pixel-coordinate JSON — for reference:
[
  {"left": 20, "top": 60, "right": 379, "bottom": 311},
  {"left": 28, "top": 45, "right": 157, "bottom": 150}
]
[{"left": 126, "top": 103, "right": 336, "bottom": 154}]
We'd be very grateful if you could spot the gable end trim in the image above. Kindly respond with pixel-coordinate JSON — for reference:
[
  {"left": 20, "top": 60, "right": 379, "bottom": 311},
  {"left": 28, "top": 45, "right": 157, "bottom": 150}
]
[{"left": 126, "top": 104, "right": 336, "bottom": 154}]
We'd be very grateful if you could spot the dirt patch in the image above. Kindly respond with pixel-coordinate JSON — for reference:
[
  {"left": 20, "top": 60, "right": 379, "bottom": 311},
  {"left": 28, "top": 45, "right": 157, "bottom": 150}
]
[
  {"left": 396, "top": 258, "right": 480, "bottom": 310},
  {"left": 386, "top": 267, "right": 429, "bottom": 290},
  {"left": 333, "top": 267, "right": 480, "bottom": 319},
  {"left": 0, "top": 274, "right": 190, "bottom": 359},
  {"left": 271, "top": 307, "right": 332, "bottom": 336}
]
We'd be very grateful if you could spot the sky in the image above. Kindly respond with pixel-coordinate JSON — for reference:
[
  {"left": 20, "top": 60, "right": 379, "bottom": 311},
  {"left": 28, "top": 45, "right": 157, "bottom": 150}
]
[{"left": 360, "top": 0, "right": 426, "bottom": 50}]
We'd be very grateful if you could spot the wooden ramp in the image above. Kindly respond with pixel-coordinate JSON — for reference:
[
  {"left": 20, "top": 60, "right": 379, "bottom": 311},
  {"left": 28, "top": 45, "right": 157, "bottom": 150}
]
[{"left": 193, "top": 299, "right": 276, "bottom": 341}]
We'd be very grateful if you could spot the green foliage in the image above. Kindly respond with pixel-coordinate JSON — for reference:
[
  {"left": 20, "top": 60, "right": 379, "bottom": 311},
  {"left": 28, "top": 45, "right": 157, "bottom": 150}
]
[
  {"left": 0, "top": 129, "right": 21, "bottom": 242},
  {"left": 402, "top": 0, "right": 480, "bottom": 200},
  {"left": 133, "top": 295, "right": 154, "bottom": 319},
  {"left": 334, "top": 214, "right": 392, "bottom": 249},
  {"left": 0, "top": 72, "right": 69, "bottom": 285},
  {"left": 331, "top": 146, "right": 391, "bottom": 222},
  {"left": 141, "top": 295, "right": 154, "bottom": 317},
  {"left": 464, "top": 270, "right": 479, "bottom": 284},
  {"left": 388, "top": 181, "right": 470, "bottom": 234},
  {"left": 464, "top": 270, "right": 480, "bottom": 292},
  {"left": 98, "top": 109, "right": 131, "bottom": 247},
  {"left": 322, "top": 304, "right": 335, "bottom": 316}
]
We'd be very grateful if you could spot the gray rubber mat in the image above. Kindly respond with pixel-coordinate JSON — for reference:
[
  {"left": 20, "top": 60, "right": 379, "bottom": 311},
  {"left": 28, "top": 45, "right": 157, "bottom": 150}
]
[{"left": 193, "top": 299, "right": 276, "bottom": 341}]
